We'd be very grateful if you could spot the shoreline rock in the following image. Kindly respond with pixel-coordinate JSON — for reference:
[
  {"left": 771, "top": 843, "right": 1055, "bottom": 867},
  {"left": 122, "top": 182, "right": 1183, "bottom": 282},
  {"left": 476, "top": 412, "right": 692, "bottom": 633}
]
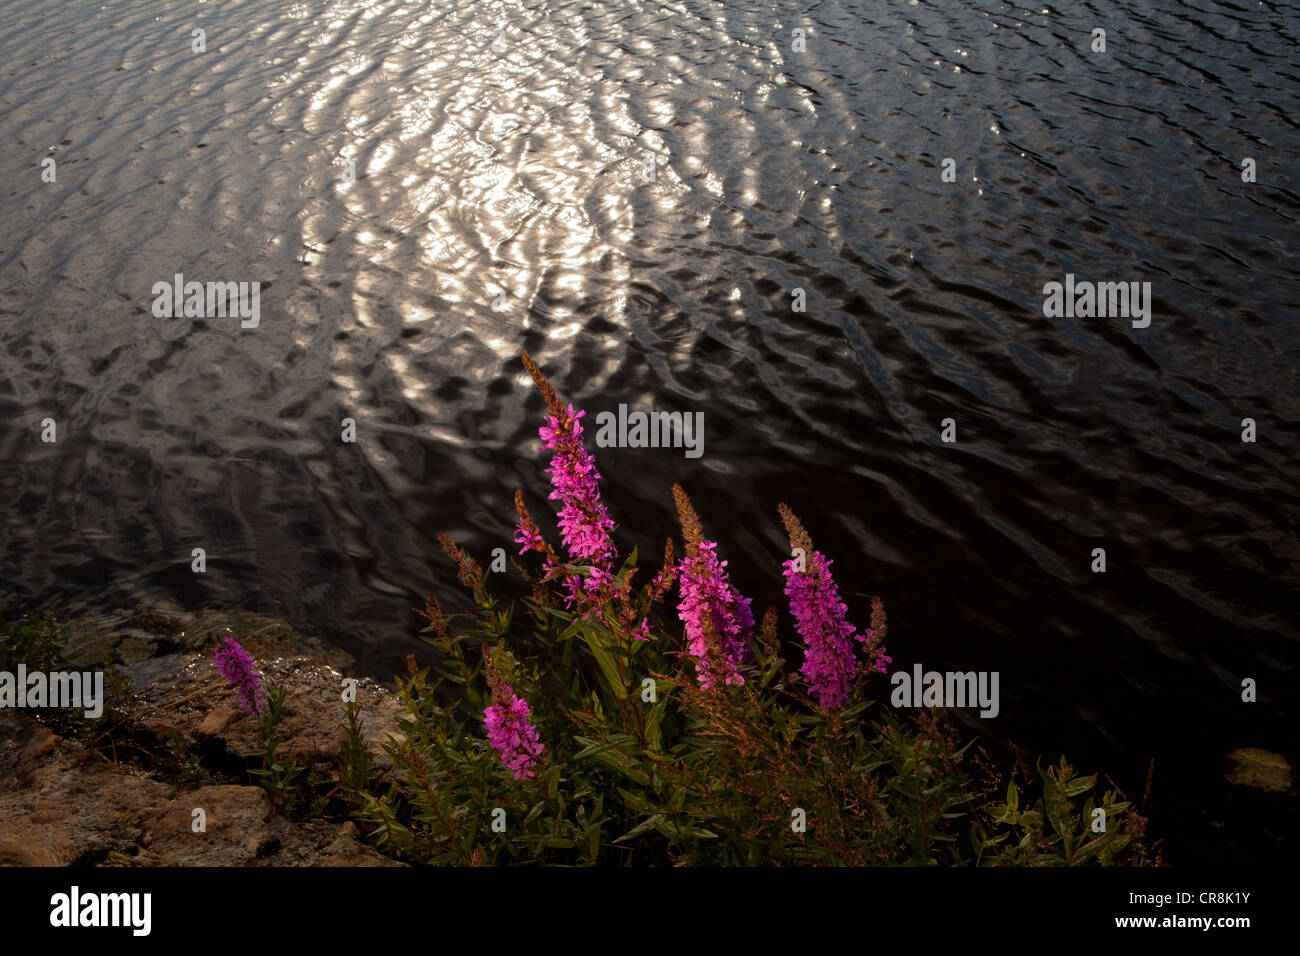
[{"left": 0, "top": 605, "right": 406, "bottom": 867}]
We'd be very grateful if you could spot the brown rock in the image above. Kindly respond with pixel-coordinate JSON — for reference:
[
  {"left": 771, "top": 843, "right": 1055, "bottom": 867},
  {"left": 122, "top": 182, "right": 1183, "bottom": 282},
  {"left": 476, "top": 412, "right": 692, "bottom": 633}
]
[
  {"left": 0, "top": 605, "right": 412, "bottom": 867},
  {"left": 322, "top": 849, "right": 405, "bottom": 867},
  {"left": 19, "top": 726, "right": 60, "bottom": 764},
  {"left": 1226, "top": 748, "right": 1292, "bottom": 793},
  {"left": 150, "top": 785, "right": 271, "bottom": 836},
  {"left": 0, "top": 838, "right": 61, "bottom": 866},
  {"left": 197, "top": 708, "right": 240, "bottom": 737},
  {"left": 143, "top": 785, "right": 274, "bottom": 866}
]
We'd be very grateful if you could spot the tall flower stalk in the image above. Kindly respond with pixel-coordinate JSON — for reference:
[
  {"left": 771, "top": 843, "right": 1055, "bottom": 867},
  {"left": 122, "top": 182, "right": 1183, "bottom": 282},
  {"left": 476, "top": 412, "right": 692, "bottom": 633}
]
[
  {"left": 514, "top": 352, "right": 626, "bottom": 619},
  {"left": 674, "top": 484, "right": 753, "bottom": 689},
  {"left": 519, "top": 351, "right": 616, "bottom": 568},
  {"left": 779, "top": 504, "right": 890, "bottom": 709}
]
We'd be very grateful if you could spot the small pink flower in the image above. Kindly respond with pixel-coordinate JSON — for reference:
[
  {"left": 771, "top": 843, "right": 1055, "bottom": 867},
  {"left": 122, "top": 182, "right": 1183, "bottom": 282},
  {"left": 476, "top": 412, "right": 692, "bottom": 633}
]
[
  {"left": 513, "top": 524, "right": 544, "bottom": 554},
  {"left": 485, "top": 685, "right": 544, "bottom": 780}
]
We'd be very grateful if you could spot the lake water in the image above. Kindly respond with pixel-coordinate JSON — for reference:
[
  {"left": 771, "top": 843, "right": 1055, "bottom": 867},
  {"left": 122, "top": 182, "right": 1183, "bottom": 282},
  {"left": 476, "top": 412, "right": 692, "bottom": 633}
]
[{"left": 1, "top": 0, "right": 1297, "bottom": 863}]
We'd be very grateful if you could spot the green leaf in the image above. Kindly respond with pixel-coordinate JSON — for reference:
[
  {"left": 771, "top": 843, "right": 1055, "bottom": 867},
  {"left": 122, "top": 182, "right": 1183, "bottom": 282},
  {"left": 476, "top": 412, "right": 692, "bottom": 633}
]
[
  {"left": 578, "top": 628, "right": 627, "bottom": 697},
  {"left": 618, "top": 787, "right": 651, "bottom": 813},
  {"left": 1043, "top": 776, "right": 1071, "bottom": 839},
  {"left": 645, "top": 692, "right": 671, "bottom": 753},
  {"left": 1063, "top": 774, "right": 1097, "bottom": 798},
  {"left": 618, "top": 547, "right": 639, "bottom": 581},
  {"left": 655, "top": 818, "right": 717, "bottom": 842},
  {"left": 573, "top": 735, "right": 651, "bottom": 786},
  {"left": 613, "top": 814, "right": 665, "bottom": 844}
]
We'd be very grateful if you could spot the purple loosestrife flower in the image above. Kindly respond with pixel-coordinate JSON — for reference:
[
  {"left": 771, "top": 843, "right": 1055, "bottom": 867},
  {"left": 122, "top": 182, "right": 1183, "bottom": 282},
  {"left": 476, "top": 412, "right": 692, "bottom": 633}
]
[
  {"left": 540, "top": 404, "right": 616, "bottom": 565},
  {"left": 213, "top": 636, "right": 266, "bottom": 716},
  {"left": 484, "top": 683, "right": 545, "bottom": 781},
  {"left": 673, "top": 485, "right": 753, "bottom": 689},
  {"left": 782, "top": 552, "right": 857, "bottom": 708},
  {"left": 520, "top": 352, "right": 616, "bottom": 567},
  {"left": 514, "top": 523, "right": 544, "bottom": 555},
  {"left": 779, "top": 504, "right": 889, "bottom": 709}
]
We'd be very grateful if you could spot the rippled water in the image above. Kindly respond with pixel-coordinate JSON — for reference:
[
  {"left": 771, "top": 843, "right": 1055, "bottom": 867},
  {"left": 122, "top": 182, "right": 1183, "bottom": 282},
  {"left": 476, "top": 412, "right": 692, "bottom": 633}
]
[{"left": 2, "top": 0, "right": 1297, "bottom": 862}]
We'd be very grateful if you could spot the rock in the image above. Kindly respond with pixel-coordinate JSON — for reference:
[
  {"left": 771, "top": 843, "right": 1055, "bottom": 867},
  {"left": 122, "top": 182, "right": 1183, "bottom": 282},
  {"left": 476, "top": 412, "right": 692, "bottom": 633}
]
[
  {"left": 57, "top": 619, "right": 117, "bottom": 668},
  {"left": 19, "top": 726, "right": 60, "bottom": 764},
  {"left": 1226, "top": 748, "right": 1292, "bottom": 793},
  {"left": 128, "top": 650, "right": 404, "bottom": 770},
  {"left": 197, "top": 708, "right": 240, "bottom": 737},
  {"left": 323, "top": 848, "right": 403, "bottom": 867},
  {"left": 0, "top": 717, "right": 176, "bottom": 866},
  {"left": 0, "top": 837, "right": 61, "bottom": 866},
  {"left": 143, "top": 785, "right": 273, "bottom": 865},
  {"left": 176, "top": 784, "right": 270, "bottom": 829},
  {"left": 116, "top": 634, "right": 158, "bottom": 664},
  {"left": 0, "top": 604, "right": 409, "bottom": 867}
]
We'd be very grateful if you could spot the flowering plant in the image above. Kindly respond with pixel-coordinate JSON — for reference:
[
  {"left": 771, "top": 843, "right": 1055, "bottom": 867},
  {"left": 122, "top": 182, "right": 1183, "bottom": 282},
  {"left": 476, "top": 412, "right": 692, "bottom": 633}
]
[
  {"left": 213, "top": 635, "right": 266, "bottom": 715},
  {"left": 345, "top": 352, "right": 1154, "bottom": 868}
]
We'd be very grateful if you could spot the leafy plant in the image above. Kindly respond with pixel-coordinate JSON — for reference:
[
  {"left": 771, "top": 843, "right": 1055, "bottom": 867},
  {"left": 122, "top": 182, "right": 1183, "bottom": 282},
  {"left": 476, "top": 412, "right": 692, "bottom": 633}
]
[
  {"left": 1, "top": 610, "right": 64, "bottom": 673},
  {"left": 339, "top": 353, "right": 1157, "bottom": 867},
  {"left": 339, "top": 698, "right": 374, "bottom": 809},
  {"left": 245, "top": 685, "right": 309, "bottom": 815}
]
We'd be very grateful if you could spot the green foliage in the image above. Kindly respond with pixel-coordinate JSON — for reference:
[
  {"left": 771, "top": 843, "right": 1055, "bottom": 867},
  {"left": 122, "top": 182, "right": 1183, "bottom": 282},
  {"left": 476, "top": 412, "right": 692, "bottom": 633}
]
[
  {"left": 973, "top": 756, "right": 1152, "bottom": 865},
  {"left": 167, "top": 729, "right": 207, "bottom": 787},
  {"left": 79, "top": 649, "right": 143, "bottom": 762},
  {"left": 1, "top": 611, "right": 64, "bottom": 673},
  {"left": 245, "top": 685, "right": 311, "bottom": 815},
  {"left": 340, "top": 699, "right": 372, "bottom": 798},
  {"left": 341, "top": 544, "right": 1155, "bottom": 866},
  {"left": 99, "top": 649, "right": 135, "bottom": 718}
]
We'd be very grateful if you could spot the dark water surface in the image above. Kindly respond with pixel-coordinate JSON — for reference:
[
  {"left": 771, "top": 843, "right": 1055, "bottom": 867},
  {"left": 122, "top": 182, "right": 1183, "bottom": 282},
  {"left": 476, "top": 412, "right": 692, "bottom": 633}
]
[{"left": 2, "top": 0, "right": 1297, "bottom": 863}]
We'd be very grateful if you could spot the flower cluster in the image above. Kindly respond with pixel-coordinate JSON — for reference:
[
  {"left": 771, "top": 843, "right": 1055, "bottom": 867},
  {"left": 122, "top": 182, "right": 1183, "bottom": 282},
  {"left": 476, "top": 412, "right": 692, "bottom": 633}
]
[
  {"left": 865, "top": 596, "right": 891, "bottom": 674},
  {"left": 540, "top": 405, "right": 616, "bottom": 564},
  {"left": 439, "top": 533, "right": 484, "bottom": 590},
  {"left": 454, "top": 354, "right": 901, "bottom": 800},
  {"left": 674, "top": 485, "right": 753, "bottom": 689},
  {"left": 484, "top": 677, "right": 545, "bottom": 781},
  {"left": 519, "top": 352, "right": 616, "bottom": 568},
  {"left": 779, "top": 504, "right": 889, "bottom": 709},
  {"left": 213, "top": 635, "right": 266, "bottom": 715}
]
